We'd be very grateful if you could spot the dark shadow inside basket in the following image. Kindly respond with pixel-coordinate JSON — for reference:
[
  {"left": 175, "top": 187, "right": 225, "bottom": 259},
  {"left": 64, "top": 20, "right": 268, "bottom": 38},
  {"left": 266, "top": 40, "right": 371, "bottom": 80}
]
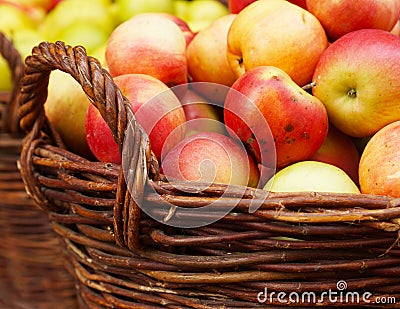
[{"left": 17, "top": 41, "right": 400, "bottom": 308}]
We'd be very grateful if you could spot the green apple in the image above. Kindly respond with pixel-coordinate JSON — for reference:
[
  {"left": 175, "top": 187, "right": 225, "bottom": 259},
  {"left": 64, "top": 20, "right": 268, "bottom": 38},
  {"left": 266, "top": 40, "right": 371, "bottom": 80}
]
[
  {"left": 45, "top": 70, "right": 94, "bottom": 159},
  {"left": 40, "top": 0, "right": 115, "bottom": 42},
  {"left": 115, "top": 0, "right": 174, "bottom": 24},
  {"left": 184, "top": 0, "right": 230, "bottom": 32},
  {"left": 90, "top": 41, "right": 108, "bottom": 68},
  {"left": 56, "top": 21, "right": 109, "bottom": 55},
  {"left": 264, "top": 161, "right": 360, "bottom": 194},
  {"left": 173, "top": 0, "right": 189, "bottom": 21},
  {"left": 0, "top": 3, "right": 38, "bottom": 37},
  {"left": 0, "top": 28, "right": 44, "bottom": 91}
]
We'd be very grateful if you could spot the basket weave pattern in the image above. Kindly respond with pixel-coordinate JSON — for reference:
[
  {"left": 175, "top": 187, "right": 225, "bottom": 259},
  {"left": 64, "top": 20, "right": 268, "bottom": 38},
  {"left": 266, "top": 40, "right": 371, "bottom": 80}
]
[
  {"left": 0, "top": 33, "right": 77, "bottom": 308},
  {"left": 18, "top": 41, "right": 400, "bottom": 308}
]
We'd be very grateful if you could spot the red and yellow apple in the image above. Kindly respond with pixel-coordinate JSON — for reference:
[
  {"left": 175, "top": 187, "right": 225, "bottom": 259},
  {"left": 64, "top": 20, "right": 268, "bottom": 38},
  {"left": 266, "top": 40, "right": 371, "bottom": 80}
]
[
  {"left": 85, "top": 73, "right": 186, "bottom": 163},
  {"left": 306, "top": 0, "right": 400, "bottom": 41},
  {"left": 224, "top": 66, "right": 329, "bottom": 169},
  {"left": 161, "top": 131, "right": 259, "bottom": 187},
  {"left": 359, "top": 121, "right": 400, "bottom": 198},
  {"left": 311, "top": 125, "right": 360, "bottom": 185},
  {"left": 186, "top": 14, "right": 237, "bottom": 86},
  {"left": 312, "top": 29, "right": 400, "bottom": 138},
  {"left": 227, "top": 0, "right": 328, "bottom": 87},
  {"left": 105, "top": 13, "right": 188, "bottom": 86},
  {"left": 153, "top": 12, "right": 195, "bottom": 47}
]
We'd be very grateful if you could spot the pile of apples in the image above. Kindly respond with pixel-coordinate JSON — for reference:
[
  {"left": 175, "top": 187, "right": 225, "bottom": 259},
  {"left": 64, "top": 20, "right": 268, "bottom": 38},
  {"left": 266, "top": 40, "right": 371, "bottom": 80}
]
[{"left": 3, "top": 0, "right": 400, "bottom": 198}]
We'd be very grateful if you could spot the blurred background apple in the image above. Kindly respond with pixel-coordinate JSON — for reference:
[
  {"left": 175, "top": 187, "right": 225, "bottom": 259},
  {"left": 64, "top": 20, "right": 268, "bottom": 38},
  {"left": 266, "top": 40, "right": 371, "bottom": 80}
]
[
  {"left": 39, "top": 0, "right": 115, "bottom": 54},
  {"left": 174, "top": 0, "right": 229, "bottom": 32},
  {"left": 114, "top": 0, "right": 175, "bottom": 24}
]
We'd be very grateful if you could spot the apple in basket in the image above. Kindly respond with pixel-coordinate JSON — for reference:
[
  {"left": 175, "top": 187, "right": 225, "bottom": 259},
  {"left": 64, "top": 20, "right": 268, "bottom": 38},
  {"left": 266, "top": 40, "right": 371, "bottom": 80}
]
[
  {"left": 311, "top": 125, "right": 360, "bottom": 185},
  {"left": 161, "top": 131, "right": 260, "bottom": 188},
  {"left": 226, "top": 0, "right": 328, "bottom": 86},
  {"left": 224, "top": 66, "right": 329, "bottom": 170},
  {"left": 186, "top": 13, "right": 237, "bottom": 87},
  {"left": 312, "top": 29, "right": 400, "bottom": 138},
  {"left": 264, "top": 161, "right": 360, "bottom": 194},
  {"left": 359, "top": 121, "right": 400, "bottom": 198},
  {"left": 85, "top": 73, "right": 186, "bottom": 163},
  {"left": 105, "top": 12, "right": 188, "bottom": 86},
  {"left": 45, "top": 70, "right": 94, "bottom": 159},
  {"left": 173, "top": 86, "right": 226, "bottom": 138},
  {"left": 306, "top": 0, "right": 400, "bottom": 41}
]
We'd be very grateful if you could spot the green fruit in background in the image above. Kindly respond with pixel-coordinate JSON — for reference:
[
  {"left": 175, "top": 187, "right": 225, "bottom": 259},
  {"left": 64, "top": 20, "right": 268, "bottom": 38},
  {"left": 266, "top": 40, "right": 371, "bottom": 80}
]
[
  {"left": 40, "top": 0, "right": 115, "bottom": 42},
  {"left": 0, "top": 29, "right": 44, "bottom": 91},
  {"left": 56, "top": 22, "right": 109, "bottom": 55},
  {"left": 115, "top": 0, "right": 175, "bottom": 24},
  {"left": 184, "top": 0, "right": 229, "bottom": 32},
  {"left": 0, "top": 4, "right": 38, "bottom": 37}
]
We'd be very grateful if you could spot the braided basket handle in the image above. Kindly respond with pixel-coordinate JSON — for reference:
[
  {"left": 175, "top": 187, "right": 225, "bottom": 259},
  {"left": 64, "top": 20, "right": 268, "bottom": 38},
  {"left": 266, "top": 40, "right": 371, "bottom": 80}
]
[
  {"left": 0, "top": 32, "right": 25, "bottom": 133},
  {"left": 18, "top": 41, "right": 153, "bottom": 249}
]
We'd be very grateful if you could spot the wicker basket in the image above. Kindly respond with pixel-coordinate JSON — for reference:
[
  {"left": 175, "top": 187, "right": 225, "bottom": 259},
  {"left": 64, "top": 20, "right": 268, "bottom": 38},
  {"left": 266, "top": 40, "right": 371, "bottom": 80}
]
[
  {"left": 17, "top": 41, "right": 400, "bottom": 308},
  {"left": 0, "top": 33, "right": 78, "bottom": 308}
]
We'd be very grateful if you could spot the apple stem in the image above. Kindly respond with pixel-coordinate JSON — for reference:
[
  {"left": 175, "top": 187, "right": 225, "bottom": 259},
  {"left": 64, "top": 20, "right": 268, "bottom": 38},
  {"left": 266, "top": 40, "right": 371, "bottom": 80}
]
[
  {"left": 301, "top": 81, "right": 316, "bottom": 91},
  {"left": 347, "top": 88, "right": 357, "bottom": 98}
]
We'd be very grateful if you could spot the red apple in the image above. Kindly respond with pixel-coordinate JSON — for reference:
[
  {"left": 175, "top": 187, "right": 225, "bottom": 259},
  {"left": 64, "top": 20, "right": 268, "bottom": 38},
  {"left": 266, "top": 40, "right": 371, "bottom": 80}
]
[
  {"left": 312, "top": 29, "right": 400, "bottom": 138},
  {"left": 306, "top": 0, "right": 400, "bottom": 41},
  {"left": 359, "top": 121, "right": 400, "bottom": 198},
  {"left": 161, "top": 131, "right": 260, "bottom": 188},
  {"left": 173, "top": 86, "right": 225, "bottom": 138},
  {"left": 224, "top": 66, "right": 329, "bottom": 169},
  {"left": 227, "top": 0, "right": 328, "bottom": 87},
  {"left": 287, "top": 0, "right": 306, "bottom": 9},
  {"left": 186, "top": 13, "right": 237, "bottom": 86},
  {"left": 311, "top": 125, "right": 360, "bottom": 185},
  {"left": 85, "top": 73, "right": 186, "bottom": 163},
  {"left": 228, "top": 0, "right": 256, "bottom": 13},
  {"left": 105, "top": 13, "right": 188, "bottom": 86}
]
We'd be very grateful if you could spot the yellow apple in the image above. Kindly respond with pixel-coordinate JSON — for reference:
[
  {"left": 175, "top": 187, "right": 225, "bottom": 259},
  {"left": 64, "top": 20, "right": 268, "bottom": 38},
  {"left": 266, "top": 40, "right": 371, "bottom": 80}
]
[
  {"left": 186, "top": 14, "right": 237, "bottom": 86},
  {"left": 45, "top": 70, "right": 94, "bottom": 159},
  {"left": 264, "top": 161, "right": 360, "bottom": 194},
  {"left": 227, "top": 0, "right": 328, "bottom": 87}
]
